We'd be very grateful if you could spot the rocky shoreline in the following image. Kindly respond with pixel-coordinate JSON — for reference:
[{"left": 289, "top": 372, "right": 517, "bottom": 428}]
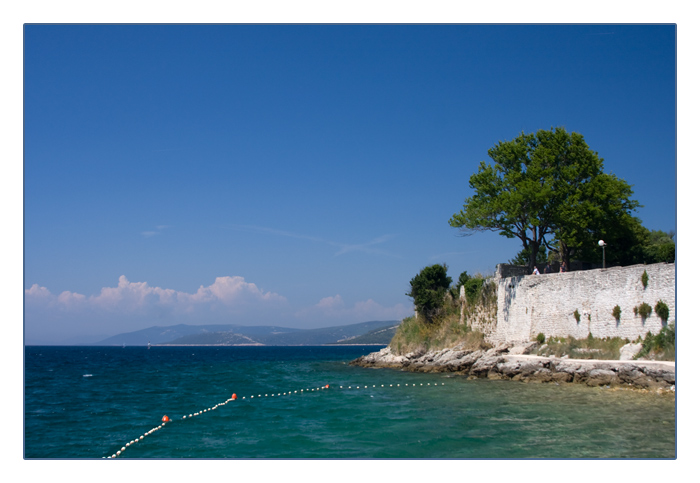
[{"left": 350, "top": 344, "right": 675, "bottom": 391}]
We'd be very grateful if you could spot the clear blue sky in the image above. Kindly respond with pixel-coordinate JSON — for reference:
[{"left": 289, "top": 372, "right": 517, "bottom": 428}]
[{"left": 23, "top": 24, "right": 677, "bottom": 344}]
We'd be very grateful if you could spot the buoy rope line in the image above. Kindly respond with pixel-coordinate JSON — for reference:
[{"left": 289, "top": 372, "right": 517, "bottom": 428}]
[{"left": 104, "top": 382, "right": 445, "bottom": 458}]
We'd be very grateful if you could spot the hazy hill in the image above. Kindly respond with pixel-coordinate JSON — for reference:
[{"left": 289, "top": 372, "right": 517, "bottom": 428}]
[
  {"left": 94, "top": 324, "right": 301, "bottom": 346},
  {"left": 331, "top": 323, "right": 400, "bottom": 345},
  {"left": 93, "top": 320, "right": 398, "bottom": 346}
]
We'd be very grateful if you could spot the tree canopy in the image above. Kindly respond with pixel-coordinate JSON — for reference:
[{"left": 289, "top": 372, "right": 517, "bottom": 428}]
[
  {"left": 407, "top": 264, "right": 452, "bottom": 323},
  {"left": 449, "top": 127, "right": 642, "bottom": 270}
]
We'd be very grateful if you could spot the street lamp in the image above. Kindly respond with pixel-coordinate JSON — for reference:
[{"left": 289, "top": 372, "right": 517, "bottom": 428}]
[{"left": 598, "top": 240, "right": 607, "bottom": 269}]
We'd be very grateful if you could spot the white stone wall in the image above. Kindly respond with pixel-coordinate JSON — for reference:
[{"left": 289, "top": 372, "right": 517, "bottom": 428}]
[{"left": 486, "top": 263, "right": 675, "bottom": 344}]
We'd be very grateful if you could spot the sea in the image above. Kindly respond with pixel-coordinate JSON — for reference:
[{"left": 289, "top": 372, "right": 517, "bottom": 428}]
[{"left": 24, "top": 345, "right": 676, "bottom": 459}]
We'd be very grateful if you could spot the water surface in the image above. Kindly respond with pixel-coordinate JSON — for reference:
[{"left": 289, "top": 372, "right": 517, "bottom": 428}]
[{"left": 24, "top": 346, "right": 675, "bottom": 458}]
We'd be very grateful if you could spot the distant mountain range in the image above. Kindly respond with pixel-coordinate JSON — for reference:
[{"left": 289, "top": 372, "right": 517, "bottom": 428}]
[{"left": 93, "top": 320, "right": 399, "bottom": 346}]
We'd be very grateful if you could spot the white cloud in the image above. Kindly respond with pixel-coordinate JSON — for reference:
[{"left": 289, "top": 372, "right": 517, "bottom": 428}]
[
  {"left": 141, "top": 225, "right": 170, "bottom": 238},
  {"left": 24, "top": 277, "right": 410, "bottom": 343},
  {"left": 228, "top": 225, "right": 400, "bottom": 258},
  {"left": 24, "top": 275, "right": 288, "bottom": 343},
  {"left": 315, "top": 294, "right": 344, "bottom": 310}
]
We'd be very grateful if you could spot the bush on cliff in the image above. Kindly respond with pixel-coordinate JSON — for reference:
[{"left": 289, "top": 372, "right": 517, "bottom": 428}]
[
  {"left": 407, "top": 264, "right": 452, "bottom": 323},
  {"left": 389, "top": 314, "right": 490, "bottom": 355},
  {"left": 635, "top": 323, "right": 675, "bottom": 361},
  {"left": 392, "top": 264, "right": 498, "bottom": 355}
]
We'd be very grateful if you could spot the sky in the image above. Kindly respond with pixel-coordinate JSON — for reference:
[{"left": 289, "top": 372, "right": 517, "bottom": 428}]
[{"left": 22, "top": 23, "right": 678, "bottom": 344}]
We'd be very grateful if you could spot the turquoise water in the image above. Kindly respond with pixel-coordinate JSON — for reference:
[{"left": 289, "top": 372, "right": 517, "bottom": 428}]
[{"left": 24, "top": 346, "right": 676, "bottom": 459}]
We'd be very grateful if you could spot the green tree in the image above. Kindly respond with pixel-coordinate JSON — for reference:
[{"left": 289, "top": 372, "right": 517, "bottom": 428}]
[
  {"left": 407, "top": 264, "right": 452, "bottom": 323},
  {"left": 645, "top": 230, "right": 675, "bottom": 263},
  {"left": 456, "top": 271, "right": 471, "bottom": 288},
  {"left": 509, "top": 245, "right": 547, "bottom": 266},
  {"left": 449, "top": 127, "right": 640, "bottom": 270}
]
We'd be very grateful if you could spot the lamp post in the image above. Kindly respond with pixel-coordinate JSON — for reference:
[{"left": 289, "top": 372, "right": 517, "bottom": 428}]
[{"left": 598, "top": 240, "right": 607, "bottom": 269}]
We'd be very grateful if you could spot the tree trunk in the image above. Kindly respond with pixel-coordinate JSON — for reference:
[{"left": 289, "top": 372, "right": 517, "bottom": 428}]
[{"left": 529, "top": 240, "right": 538, "bottom": 272}]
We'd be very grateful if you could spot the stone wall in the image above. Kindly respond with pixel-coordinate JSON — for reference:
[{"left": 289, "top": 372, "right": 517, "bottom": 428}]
[{"left": 479, "top": 262, "right": 675, "bottom": 344}]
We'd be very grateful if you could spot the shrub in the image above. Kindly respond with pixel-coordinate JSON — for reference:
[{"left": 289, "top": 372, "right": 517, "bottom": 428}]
[
  {"left": 635, "top": 324, "right": 675, "bottom": 361},
  {"left": 539, "top": 334, "right": 630, "bottom": 360},
  {"left": 654, "top": 300, "right": 669, "bottom": 323},
  {"left": 641, "top": 270, "right": 649, "bottom": 289},
  {"left": 389, "top": 314, "right": 490, "bottom": 355},
  {"left": 407, "top": 264, "right": 452, "bottom": 323},
  {"left": 536, "top": 332, "right": 545, "bottom": 344},
  {"left": 573, "top": 309, "right": 581, "bottom": 323},
  {"left": 612, "top": 305, "right": 621, "bottom": 320},
  {"left": 637, "top": 302, "right": 652, "bottom": 319},
  {"left": 462, "top": 277, "right": 485, "bottom": 304}
]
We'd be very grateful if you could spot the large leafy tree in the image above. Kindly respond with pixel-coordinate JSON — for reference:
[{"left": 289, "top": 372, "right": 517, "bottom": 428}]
[{"left": 449, "top": 127, "right": 640, "bottom": 270}]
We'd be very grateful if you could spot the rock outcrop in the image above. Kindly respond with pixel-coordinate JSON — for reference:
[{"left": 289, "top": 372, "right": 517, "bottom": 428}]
[{"left": 350, "top": 345, "right": 675, "bottom": 391}]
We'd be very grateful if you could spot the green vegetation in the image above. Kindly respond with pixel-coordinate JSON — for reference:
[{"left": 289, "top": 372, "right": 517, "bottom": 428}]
[
  {"left": 448, "top": 127, "right": 640, "bottom": 271},
  {"left": 406, "top": 264, "right": 452, "bottom": 324},
  {"left": 573, "top": 309, "right": 581, "bottom": 323},
  {"left": 448, "top": 127, "right": 676, "bottom": 269},
  {"left": 654, "top": 300, "right": 670, "bottom": 324},
  {"left": 463, "top": 277, "right": 485, "bottom": 304},
  {"left": 509, "top": 245, "right": 547, "bottom": 266},
  {"left": 644, "top": 230, "right": 676, "bottom": 263},
  {"left": 612, "top": 304, "right": 621, "bottom": 320},
  {"left": 536, "top": 332, "right": 545, "bottom": 344},
  {"left": 538, "top": 335, "right": 631, "bottom": 360},
  {"left": 641, "top": 270, "right": 649, "bottom": 288},
  {"left": 636, "top": 302, "right": 652, "bottom": 320},
  {"left": 634, "top": 324, "right": 675, "bottom": 361},
  {"left": 389, "top": 315, "right": 490, "bottom": 355},
  {"left": 392, "top": 270, "right": 496, "bottom": 355}
]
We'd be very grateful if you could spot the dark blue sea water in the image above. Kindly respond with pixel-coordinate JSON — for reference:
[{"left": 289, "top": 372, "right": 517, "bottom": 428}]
[{"left": 24, "top": 346, "right": 675, "bottom": 459}]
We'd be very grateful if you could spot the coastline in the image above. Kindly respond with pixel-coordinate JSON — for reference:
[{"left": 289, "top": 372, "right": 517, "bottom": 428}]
[{"left": 350, "top": 344, "right": 675, "bottom": 393}]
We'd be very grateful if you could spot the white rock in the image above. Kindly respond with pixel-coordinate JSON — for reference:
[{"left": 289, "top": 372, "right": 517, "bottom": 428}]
[{"left": 619, "top": 343, "right": 643, "bottom": 361}]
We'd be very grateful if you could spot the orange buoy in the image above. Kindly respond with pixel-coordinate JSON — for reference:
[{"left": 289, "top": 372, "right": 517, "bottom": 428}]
[
  {"left": 162, "top": 415, "right": 170, "bottom": 422},
  {"left": 325, "top": 384, "right": 329, "bottom": 388},
  {"left": 231, "top": 393, "right": 237, "bottom": 400}
]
